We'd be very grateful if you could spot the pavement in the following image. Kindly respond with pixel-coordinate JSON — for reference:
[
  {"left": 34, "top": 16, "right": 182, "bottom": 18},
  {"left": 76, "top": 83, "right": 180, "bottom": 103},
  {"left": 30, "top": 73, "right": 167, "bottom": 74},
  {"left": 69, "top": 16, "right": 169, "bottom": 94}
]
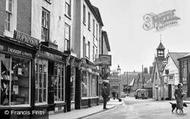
[{"left": 49, "top": 98, "right": 123, "bottom": 119}]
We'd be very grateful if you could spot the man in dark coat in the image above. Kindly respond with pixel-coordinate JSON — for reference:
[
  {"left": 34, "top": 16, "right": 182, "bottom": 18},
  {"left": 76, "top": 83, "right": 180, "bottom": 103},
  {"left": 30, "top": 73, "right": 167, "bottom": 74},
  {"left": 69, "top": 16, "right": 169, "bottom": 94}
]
[{"left": 102, "top": 81, "right": 110, "bottom": 109}]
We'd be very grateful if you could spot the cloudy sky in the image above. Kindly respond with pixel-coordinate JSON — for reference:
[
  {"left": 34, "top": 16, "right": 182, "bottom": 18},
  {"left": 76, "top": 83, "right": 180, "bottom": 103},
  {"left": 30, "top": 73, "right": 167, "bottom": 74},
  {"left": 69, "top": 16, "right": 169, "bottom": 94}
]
[{"left": 91, "top": 0, "right": 190, "bottom": 72}]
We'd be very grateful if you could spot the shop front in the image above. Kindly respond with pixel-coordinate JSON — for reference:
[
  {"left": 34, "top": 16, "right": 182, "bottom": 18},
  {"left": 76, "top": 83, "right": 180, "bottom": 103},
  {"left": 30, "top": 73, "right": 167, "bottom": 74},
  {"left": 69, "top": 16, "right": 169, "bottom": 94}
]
[
  {"left": 64, "top": 55, "right": 81, "bottom": 112},
  {"left": 35, "top": 42, "right": 66, "bottom": 114},
  {"left": 80, "top": 58, "right": 99, "bottom": 108},
  {"left": 0, "top": 30, "right": 40, "bottom": 119}
]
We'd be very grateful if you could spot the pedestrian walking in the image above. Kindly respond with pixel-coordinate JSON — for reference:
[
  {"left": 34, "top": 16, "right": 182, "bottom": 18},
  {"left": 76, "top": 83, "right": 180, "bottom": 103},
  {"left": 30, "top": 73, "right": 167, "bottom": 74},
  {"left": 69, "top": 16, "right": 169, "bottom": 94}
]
[
  {"left": 102, "top": 81, "right": 109, "bottom": 109},
  {"left": 174, "top": 83, "right": 184, "bottom": 113}
]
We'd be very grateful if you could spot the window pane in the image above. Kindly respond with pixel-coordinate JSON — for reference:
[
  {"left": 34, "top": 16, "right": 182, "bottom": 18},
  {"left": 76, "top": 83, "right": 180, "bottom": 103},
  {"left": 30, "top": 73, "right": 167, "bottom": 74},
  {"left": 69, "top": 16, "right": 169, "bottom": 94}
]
[
  {"left": 35, "top": 59, "right": 48, "bottom": 103},
  {"left": 11, "top": 58, "right": 30, "bottom": 105},
  {"left": 82, "top": 72, "right": 87, "bottom": 97},
  {"left": 41, "top": 8, "right": 50, "bottom": 41}
]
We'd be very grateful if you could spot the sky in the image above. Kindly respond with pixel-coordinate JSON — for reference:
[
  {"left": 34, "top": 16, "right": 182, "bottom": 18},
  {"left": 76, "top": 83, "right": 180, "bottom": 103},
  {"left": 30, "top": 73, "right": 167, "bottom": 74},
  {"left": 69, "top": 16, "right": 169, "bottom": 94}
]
[{"left": 91, "top": 0, "right": 190, "bottom": 73}]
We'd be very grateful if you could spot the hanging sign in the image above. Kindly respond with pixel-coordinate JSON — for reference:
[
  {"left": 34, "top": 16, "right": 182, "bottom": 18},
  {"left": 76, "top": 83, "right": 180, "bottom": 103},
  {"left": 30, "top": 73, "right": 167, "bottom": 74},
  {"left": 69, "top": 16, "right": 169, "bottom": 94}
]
[
  {"left": 143, "top": 9, "right": 180, "bottom": 31},
  {"left": 94, "top": 55, "right": 112, "bottom": 66}
]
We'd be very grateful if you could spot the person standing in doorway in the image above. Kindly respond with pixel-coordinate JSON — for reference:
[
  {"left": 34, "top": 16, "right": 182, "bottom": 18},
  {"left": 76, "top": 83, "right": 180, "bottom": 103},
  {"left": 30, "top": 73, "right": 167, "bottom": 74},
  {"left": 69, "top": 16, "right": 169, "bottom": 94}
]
[{"left": 101, "top": 81, "right": 109, "bottom": 109}]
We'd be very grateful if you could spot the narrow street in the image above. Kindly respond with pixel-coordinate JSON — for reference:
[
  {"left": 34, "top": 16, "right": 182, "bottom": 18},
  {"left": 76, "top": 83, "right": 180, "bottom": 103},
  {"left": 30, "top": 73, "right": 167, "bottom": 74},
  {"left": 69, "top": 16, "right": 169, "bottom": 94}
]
[{"left": 83, "top": 97, "right": 190, "bottom": 119}]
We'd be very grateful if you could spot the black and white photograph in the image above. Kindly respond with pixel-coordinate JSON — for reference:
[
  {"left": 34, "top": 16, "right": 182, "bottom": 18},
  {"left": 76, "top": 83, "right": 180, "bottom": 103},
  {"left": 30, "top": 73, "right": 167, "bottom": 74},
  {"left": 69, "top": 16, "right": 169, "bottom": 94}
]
[{"left": 0, "top": 0, "right": 190, "bottom": 119}]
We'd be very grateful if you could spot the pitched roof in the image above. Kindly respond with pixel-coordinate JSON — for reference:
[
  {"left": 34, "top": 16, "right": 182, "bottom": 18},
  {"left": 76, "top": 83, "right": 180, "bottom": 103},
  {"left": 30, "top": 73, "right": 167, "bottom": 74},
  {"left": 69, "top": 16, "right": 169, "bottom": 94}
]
[
  {"left": 168, "top": 52, "right": 189, "bottom": 68},
  {"left": 102, "top": 31, "right": 111, "bottom": 51},
  {"left": 91, "top": 5, "right": 104, "bottom": 26},
  {"left": 85, "top": 0, "right": 104, "bottom": 26},
  {"left": 178, "top": 52, "right": 190, "bottom": 60},
  {"left": 157, "top": 42, "right": 165, "bottom": 50}
]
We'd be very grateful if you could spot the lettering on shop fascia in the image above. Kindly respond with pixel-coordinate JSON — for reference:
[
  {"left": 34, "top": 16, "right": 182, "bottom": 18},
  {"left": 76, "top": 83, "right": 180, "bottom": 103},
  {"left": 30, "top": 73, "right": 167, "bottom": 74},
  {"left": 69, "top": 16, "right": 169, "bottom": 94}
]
[
  {"left": 8, "top": 47, "right": 32, "bottom": 57},
  {"left": 14, "top": 30, "right": 39, "bottom": 47},
  {"left": 143, "top": 9, "right": 180, "bottom": 31},
  {"left": 44, "top": 52, "right": 62, "bottom": 61}
]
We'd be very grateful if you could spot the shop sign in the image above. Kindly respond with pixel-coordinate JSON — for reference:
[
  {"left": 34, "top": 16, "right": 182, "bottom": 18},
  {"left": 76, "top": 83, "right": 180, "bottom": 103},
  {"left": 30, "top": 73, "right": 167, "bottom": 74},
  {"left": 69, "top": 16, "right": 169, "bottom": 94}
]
[
  {"left": 43, "top": 51, "right": 62, "bottom": 61},
  {"left": 14, "top": 30, "right": 39, "bottom": 47},
  {"left": 143, "top": 9, "right": 180, "bottom": 31},
  {"left": 94, "top": 55, "right": 112, "bottom": 66},
  {"left": 8, "top": 47, "right": 32, "bottom": 57}
]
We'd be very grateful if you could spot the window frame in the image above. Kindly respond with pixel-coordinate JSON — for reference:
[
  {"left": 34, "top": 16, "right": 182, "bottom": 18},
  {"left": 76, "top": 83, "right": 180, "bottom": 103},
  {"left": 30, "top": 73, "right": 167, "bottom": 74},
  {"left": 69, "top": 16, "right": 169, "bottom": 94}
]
[
  {"left": 65, "top": 0, "right": 71, "bottom": 18},
  {"left": 83, "top": 37, "right": 86, "bottom": 58},
  {"left": 0, "top": 55, "right": 31, "bottom": 106},
  {"left": 93, "top": 19, "right": 95, "bottom": 37},
  {"left": 5, "top": 0, "right": 13, "bottom": 31},
  {"left": 88, "top": 41, "right": 90, "bottom": 59},
  {"left": 88, "top": 12, "right": 91, "bottom": 31},
  {"left": 35, "top": 59, "right": 48, "bottom": 105},
  {"left": 41, "top": 8, "right": 50, "bottom": 41},
  {"left": 83, "top": 5, "right": 86, "bottom": 25},
  {"left": 64, "top": 23, "right": 71, "bottom": 51},
  {"left": 54, "top": 63, "right": 65, "bottom": 102}
]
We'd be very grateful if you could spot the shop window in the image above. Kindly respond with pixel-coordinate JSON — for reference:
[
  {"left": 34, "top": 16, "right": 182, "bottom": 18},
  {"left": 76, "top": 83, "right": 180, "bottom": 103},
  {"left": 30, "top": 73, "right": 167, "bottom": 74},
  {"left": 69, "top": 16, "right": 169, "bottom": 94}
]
[
  {"left": 88, "top": 73, "right": 91, "bottom": 96},
  {"left": 35, "top": 59, "right": 48, "bottom": 103},
  {"left": 0, "top": 54, "right": 31, "bottom": 106},
  {"left": 81, "top": 71, "right": 87, "bottom": 97},
  {"left": 53, "top": 63, "right": 65, "bottom": 102},
  {"left": 91, "top": 75, "right": 97, "bottom": 97},
  {"left": 70, "top": 67, "right": 75, "bottom": 101}
]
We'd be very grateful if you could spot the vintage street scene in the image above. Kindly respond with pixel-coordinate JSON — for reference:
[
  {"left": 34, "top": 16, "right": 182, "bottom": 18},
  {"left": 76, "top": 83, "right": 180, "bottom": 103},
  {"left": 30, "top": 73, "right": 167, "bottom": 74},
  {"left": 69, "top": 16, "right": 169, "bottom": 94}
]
[{"left": 0, "top": 0, "right": 190, "bottom": 119}]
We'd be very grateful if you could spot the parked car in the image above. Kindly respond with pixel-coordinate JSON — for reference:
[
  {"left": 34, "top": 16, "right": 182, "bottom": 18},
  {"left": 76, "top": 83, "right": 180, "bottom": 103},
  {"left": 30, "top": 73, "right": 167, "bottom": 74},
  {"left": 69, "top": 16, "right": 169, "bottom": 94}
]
[{"left": 134, "top": 89, "right": 148, "bottom": 99}]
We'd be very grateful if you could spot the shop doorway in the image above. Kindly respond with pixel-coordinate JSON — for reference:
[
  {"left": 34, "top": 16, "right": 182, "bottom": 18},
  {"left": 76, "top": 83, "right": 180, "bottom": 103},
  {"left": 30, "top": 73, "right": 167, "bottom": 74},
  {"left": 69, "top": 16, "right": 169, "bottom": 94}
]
[{"left": 48, "top": 61, "right": 54, "bottom": 111}]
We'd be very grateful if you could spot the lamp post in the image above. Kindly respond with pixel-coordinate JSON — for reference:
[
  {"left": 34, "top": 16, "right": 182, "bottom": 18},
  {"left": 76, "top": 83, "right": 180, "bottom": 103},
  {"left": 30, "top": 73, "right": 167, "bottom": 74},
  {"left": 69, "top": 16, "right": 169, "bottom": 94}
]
[{"left": 117, "top": 65, "right": 121, "bottom": 98}]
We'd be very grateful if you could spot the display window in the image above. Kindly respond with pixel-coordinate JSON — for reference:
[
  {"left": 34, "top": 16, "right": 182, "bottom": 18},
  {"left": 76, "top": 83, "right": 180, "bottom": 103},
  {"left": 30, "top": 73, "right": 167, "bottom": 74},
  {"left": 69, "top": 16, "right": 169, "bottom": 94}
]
[
  {"left": 91, "top": 75, "right": 98, "bottom": 97},
  {"left": 35, "top": 59, "right": 48, "bottom": 104},
  {"left": 0, "top": 53, "right": 31, "bottom": 106},
  {"left": 70, "top": 67, "right": 75, "bottom": 102},
  {"left": 53, "top": 63, "right": 65, "bottom": 102},
  {"left": 81, "top": 71, "right": 87, "bottom": 97}
]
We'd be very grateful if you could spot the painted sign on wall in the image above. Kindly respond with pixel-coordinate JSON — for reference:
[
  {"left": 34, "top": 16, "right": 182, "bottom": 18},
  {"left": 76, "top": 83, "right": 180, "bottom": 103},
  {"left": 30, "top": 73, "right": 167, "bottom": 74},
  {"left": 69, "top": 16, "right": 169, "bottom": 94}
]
[{"left": 143, "top": 9, "right": 180, "bottom": 31}]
